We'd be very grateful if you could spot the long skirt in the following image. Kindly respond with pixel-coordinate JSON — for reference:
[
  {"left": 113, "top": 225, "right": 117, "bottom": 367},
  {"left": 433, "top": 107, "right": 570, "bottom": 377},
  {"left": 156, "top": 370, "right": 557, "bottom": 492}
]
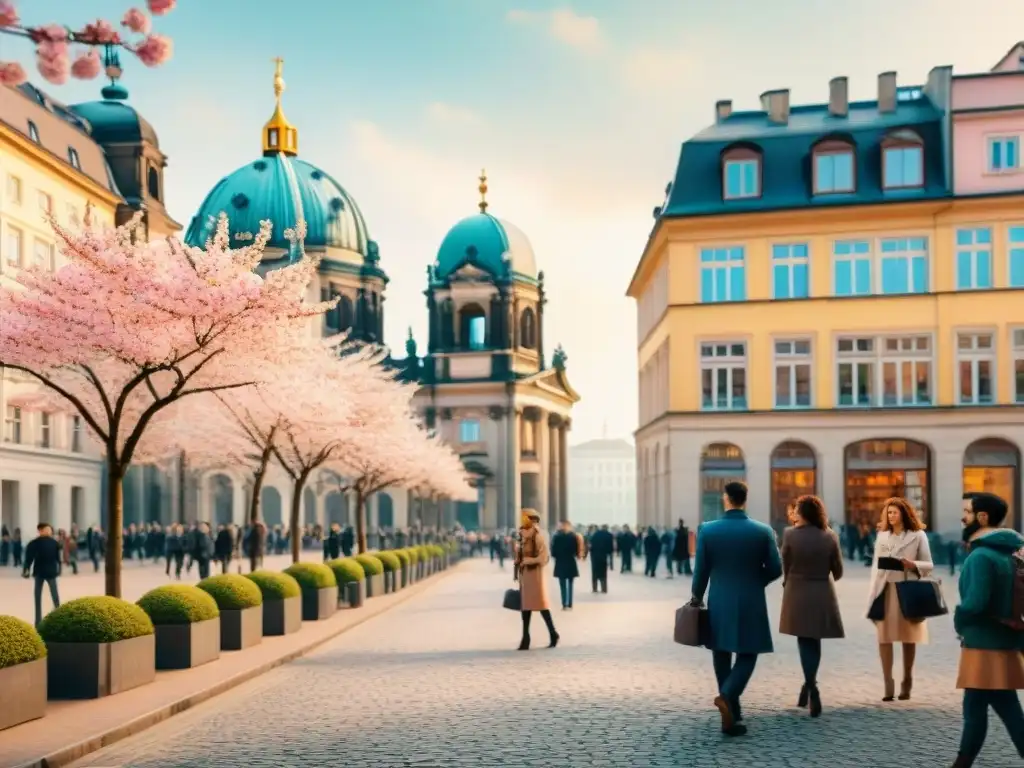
[{"left": 874, "top": 584, "right": 929, "bottom": 644}]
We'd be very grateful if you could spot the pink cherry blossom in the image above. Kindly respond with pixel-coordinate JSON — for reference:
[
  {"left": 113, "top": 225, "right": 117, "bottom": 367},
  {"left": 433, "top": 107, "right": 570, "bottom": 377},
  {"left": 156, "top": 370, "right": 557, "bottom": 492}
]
[
  {"left": 30, "top": 24, "right": 68, "bottom": 44},
  {"left": 133, "top": 33, "right": 171, "bottom": 66},
  {"left": 147, "top": 0, "right": 176, "bottom": 16},
  {"left": 70, "top": 49, "right": 102, "bottom": 79},
  {"left": 121, "top": 7, "right": 151, "bottom": 34},
  {"left": 80, "top": 19, "right": 119, "bottom": 44},
  {"left": 0, "top": 61, "right": 27, "bottom": 86},
  {"left": 0, "top": 1, "right": 18, "bottom": 28},
  {"left": 36, "top": 44, "right": 70, "bottom": 85}
]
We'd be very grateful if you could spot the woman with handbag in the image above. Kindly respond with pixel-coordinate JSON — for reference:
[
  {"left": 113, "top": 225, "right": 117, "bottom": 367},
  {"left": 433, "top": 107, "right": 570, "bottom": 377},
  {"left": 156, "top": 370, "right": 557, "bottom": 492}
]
[
  {"left": 866, "top": 496, "right": 935, "bottom": 702},
  {"left": 514, "top": 509, "right": 559, "bottom": 650}
]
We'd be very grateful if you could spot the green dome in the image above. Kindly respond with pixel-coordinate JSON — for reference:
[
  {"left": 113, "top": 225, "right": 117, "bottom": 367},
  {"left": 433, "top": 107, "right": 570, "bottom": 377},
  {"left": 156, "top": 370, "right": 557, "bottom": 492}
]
[
  {"left": 70, "top": 98, "right": 159, "bottom": 147},
  {"left": 434, "top": 213, "right": 537, "bottom": 282}
]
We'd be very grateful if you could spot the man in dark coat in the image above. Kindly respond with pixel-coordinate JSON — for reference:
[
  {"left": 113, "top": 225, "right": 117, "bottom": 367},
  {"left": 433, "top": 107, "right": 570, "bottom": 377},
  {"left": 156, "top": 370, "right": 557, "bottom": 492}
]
[
  {"left": 617, "top": 525, "right": 636, "bottom": 573},
  {"left": 589, "top": 524, "right": 614, "bottom": 593},
  {"left": 325, "top": 524, "right": 341, "bottom": 560},
  {"left": 643, "top": 527, "right": 661, "bottom": 576},
  {"left": 341, "top": 525, "right": 354, "bottom": 557},
  {"left": 215, "top": 524, "right": 234, "bottom": 574},
  {"left": 551, "top": 521, "right": 580, "bottom": 609},
  {"left": 690, "top": 481, "right": 782, "bottom": 737},
  {"left": 22, "top": 522, "right": 61, "bottom": 626},
  {"left": 673, "top": 520, "right": 692, "bottom": 575}
]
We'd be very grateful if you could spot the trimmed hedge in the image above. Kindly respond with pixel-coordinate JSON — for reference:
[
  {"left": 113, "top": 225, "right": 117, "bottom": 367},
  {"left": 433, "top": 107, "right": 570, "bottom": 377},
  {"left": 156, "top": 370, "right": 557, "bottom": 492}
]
[
  {"left": 375, "top": 551, "right": 401, "bottom": 572},
  {"left": 138, "top": 584, "right": 220, "bottom": 625},
  {"left": 393, "top": 549, "right": 411, "bottom": 567},
  {"left": 283, "top": 562, "right": 337, "bottom": 590},
  {"left": 415, "top": 545, "right": 429, "bottom": 561},
  {"left": 354, "top": 553, "right": 384, "bottom": 576},
  {"left": 403, "top": 547, "right": 420, "bottom": 565},
  {"left": 327, "top": 558, "right": 365, "bottom": 585},
  {"left": 245, "top": 570, "right": 301, "bottom": 600},
  {"left": 198, "top": 573, "right": 263, "bottom": 610},
  {"left": 427, "top": 544, "right": 445, "bottom": 558},
  {"left": 38, "top": 596, "right": 154, "bottom": 644},
  {"left": 0, "top": 615, "right": 47, "bottom": 669}
]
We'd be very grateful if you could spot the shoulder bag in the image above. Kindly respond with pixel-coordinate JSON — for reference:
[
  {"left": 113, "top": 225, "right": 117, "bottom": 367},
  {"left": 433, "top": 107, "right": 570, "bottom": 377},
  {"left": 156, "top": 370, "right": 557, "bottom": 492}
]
[{"left": 895, "top": 569, "right": 948, "bottom": 621}]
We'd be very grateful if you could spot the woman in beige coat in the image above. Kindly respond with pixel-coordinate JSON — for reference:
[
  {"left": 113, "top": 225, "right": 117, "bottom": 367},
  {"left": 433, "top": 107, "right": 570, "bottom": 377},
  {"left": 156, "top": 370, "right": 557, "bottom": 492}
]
[
  {"left": 866, "top": 496, "right": 934, "bottom": 702},
  {"left": 514, "top": 509, "right": 559, "bottom": 650}
]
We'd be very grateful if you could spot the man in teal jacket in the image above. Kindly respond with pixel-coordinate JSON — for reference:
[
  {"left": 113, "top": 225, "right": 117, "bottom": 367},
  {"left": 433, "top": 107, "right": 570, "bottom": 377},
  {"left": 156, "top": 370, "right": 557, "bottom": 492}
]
[{"left": 952, "top": 491, "right": 1024, "bottom": 768}]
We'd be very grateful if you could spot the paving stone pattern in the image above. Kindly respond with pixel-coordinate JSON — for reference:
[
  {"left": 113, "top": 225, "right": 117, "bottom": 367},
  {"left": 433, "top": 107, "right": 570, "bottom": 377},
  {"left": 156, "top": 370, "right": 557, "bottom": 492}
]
[{"left": 70, "top": 558, "right": 1019, "bottom": 768}]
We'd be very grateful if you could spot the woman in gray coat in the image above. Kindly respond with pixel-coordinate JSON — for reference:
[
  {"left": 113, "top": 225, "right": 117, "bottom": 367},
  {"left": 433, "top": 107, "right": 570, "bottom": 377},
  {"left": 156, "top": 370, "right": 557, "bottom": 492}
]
[{"left": 779, "top": 495, "right": 845, "bottom": 718}]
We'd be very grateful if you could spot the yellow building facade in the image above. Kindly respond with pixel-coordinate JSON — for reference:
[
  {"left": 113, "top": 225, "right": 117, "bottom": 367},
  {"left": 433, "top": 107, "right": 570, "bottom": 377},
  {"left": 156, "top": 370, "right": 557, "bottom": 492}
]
[{"left": 630, "top": 53, "right": 1024, "bottom": 537}]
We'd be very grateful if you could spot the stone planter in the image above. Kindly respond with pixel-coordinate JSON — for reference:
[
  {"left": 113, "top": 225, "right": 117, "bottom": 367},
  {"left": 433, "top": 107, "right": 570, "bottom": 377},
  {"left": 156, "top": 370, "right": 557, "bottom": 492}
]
[
  {"left": 383, "top": 570, "right": 395, "bottom": 594},
  {"left": 220, "top": 606, "right": 263, "bottom": 651},
  {"left": 340, "top": 580, "right": 365, "bottom": 608},
  {"left": 262, "top": 596, "right": 301, "bottom": 636},
  {"left": 365, "top": 572, "right": 385, "bottom": 598},
  {"left": 400, "top": 565, "right": 410, "bottom": 588},
  {"left": 416, "top": 561, "right": 425, "bottom": 579},
  {"left": 0, "top": 658, "right": 46, "bottom": 730},
  {"left": 301, "top": 587, "right": 337, "bottom": 621},
  {"left": 154, "top": 618, "right": 221, "bottom": 670},
  {"left": 46, "top": 634, "right": 155, "bottom": 699}
]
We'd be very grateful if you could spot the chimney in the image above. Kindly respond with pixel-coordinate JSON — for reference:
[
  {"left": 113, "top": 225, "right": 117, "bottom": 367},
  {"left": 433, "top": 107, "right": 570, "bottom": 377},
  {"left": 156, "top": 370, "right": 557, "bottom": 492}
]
[
  {"left": 828, "top": 76, "right": 848, "bottom": 117},
  {"left": 878, "top": 71, "right": 897, "bottom": 113},
  {"left": 715, "top": 99, "right": 732, "bottom": 123},
  {"left": 760, "top": 89, "right": 790, "bottom": 125}
]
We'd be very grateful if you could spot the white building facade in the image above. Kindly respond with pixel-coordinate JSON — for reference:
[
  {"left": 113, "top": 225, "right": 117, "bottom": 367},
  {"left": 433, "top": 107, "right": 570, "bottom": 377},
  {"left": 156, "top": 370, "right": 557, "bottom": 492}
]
[{"left": 568, "top": 439, "right": 636, "bottom": 528}]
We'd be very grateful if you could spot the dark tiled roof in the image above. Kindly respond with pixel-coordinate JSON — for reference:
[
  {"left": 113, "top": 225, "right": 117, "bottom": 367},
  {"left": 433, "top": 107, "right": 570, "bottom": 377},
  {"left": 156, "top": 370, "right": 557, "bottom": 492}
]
[{"left": 662, "top": 97, "right": 948, "bottom": 218}]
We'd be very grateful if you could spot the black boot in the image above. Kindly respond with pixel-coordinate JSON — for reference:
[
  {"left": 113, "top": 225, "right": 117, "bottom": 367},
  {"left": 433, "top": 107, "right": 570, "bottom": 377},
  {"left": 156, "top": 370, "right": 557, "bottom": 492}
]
[
  {"left": 540, "top": 609, "right": 559, "bottom": 647},
  {"left": 797, "top": 684, "right": 809, "bottom": 708},
  {"left": 808, "top": 685, "right": 822, "bottom": 718},
  {"left": 517, "top": 635, "right": 530, "bottom": 651},
  {"left": 518, "top": 611, "right": 532, "bottom": 650}
]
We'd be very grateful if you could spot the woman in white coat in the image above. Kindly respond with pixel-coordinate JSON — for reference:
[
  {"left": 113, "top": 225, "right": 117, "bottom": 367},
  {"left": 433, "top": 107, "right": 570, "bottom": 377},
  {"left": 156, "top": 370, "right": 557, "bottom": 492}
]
[{"left": 865, "top": 496, "right": 934, "bottom": 702}]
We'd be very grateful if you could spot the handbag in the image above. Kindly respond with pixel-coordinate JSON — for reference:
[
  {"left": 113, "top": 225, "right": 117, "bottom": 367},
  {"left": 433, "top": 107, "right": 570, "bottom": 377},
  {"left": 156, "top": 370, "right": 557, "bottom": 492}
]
[
  {"left": 895, "top": 572, "right": 948, "bottom": 621},
  {"left": 673, "top": 601, "right": 709, "bottom": 647},
  {"left": 503, "top": 588, "right": 521, "bottom": 611}
]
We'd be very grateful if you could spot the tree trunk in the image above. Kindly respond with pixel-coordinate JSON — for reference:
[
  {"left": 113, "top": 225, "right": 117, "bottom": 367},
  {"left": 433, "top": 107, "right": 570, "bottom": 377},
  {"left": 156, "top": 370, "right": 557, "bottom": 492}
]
[
  {"left": 355, "top": 489, "right": 367, "bottom": 554},
  {"left": 289, "top": 469, "right": 310, "bottom": 563},
  {"left": 104, "top": 460, "right": 126, "bottom": 598},
  {"left": 248, "top": 449, "right": 272, "bottom": 571}
]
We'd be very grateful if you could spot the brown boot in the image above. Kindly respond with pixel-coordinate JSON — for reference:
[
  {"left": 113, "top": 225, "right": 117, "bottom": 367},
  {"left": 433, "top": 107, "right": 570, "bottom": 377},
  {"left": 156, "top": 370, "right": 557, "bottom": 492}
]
[
  {"left": 898, "top": 678, "right": 912, "bottom": 701},
  {"left": 883, "top": 677, "right": 895, "bottom": 702},
  {"left": 713, "top": 696, "right": 747, "bottom": 737}
]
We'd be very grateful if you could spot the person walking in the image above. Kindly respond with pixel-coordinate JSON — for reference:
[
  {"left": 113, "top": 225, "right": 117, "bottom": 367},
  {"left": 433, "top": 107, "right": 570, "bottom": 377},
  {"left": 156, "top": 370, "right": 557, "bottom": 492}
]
[
  {"left": 193, "top": 522, "right": 215, "bottom": 580},
  {"left": 11, "top": 527, "right": 23, "bottom": 568},
  {"left": 951, "top": 491, "right": 1024, "bottom": 768},
  {"left": 617, "top": 525, "right": 636, "bottom": 573},
  {"left": 21, "top": 523, "right": 62, "bottom": 627},
  {"left": 866, "top": 496, "right": 934, "bottom": 702},
  {"left": 513, "top": 509, "right": 559, "bottom": 650},
  {"left": 551, "top": 520, "right": 580, "bottom": 610},
  {"left": 215, "top": 524, "right": 234, "bottom": 574},
  {"left": 779, "top": 495, "right": 845, "bottom": 718},
  {"left": 589, "top": 524, "right": 614, "bottom": 593},
  {"left": 690, "top": 481, "right": 782, "bottom": 736},
  {"left": 643, "top": 527, "right": 661, "bottom": 577},
  {"left": 673, "top": 520, "right": 692, "bottom": 576},
  {"left": 0, "top": 525, "right": 9, "bottom": 566},
  {"left": 59, "top": 528, "right": 78, "bottom": 575},
  {"left": 165, "top": 524, "right": 185, "bottom": 578}
]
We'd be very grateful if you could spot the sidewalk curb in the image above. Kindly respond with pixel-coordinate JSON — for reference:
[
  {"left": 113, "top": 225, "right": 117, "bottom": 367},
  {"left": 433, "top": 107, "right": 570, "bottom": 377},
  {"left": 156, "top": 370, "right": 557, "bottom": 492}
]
[{"left": 11, "top": 562, "right": 463, "bottom": 768}]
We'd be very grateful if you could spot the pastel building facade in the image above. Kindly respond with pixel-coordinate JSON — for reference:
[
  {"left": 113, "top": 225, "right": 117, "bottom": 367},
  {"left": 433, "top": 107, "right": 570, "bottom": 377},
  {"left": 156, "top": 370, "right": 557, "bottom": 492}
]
[
  {"left": 629, "top": 43, "right": 1024, "bottom": 537},
  {"left": 568, "top": 438, "right": 637, "bottom": 528}
]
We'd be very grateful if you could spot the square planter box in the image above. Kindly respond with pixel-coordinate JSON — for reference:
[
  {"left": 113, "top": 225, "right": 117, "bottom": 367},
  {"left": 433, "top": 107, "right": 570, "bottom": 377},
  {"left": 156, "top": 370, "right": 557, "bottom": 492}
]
[
  {"left": 365, "top": 572, "right": 385, "bottom": 598},
  {"left": 400, "top": 565, "right": 410, "bottom": 588},
  {"left": 154, "top": 618, "right": 221, "bottom": 670},
  {"left": 46, "top": 634, "right": 155, "bottom": 699},
  {"left": 340, "top": 579, "right": 365, "bottom": 608},
  {"left": 301, "top": 586, "right": 337, "bottom": 621},
  {"left": 0, "top": 658, "right": 46, "bottom": 730},
  {"left": 263, "top": 596, "right": 301, "bottom": 636},
  {"left": 383, "top": 571, "right": 395, "bottom": 594},
  {"left": 220, "top": 606, "right": 263, "bottom": 651}
]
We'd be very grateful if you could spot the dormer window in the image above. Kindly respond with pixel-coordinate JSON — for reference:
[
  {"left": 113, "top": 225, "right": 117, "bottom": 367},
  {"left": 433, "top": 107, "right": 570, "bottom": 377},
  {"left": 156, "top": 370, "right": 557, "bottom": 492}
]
[
  {"left": 27, "top": 120, "right": 39, "bottom": 143},
  {"left": 67, "top": 147, "right": 81, "bottom": 170},
  {"left": 721, "top": 147, "right": 761, "bottom": 200},
  {"left": 882, "top": 130, "right": 924, "bottom": 189},
  {"left": 813, "top": 140, "right": 855, "bottom": 194}
]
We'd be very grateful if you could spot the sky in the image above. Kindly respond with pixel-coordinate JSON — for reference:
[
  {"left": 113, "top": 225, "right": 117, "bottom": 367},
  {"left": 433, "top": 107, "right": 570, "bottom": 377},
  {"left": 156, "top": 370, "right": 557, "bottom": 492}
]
[{"left": 9, "top": 0, "right": 1024, "bottom": 445}]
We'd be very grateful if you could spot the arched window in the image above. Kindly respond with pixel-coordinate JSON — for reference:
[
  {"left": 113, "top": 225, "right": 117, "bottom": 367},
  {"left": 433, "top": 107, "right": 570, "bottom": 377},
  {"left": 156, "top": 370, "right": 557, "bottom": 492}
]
[
  {"left": 699, "top": 443, "right": 746, "bottom": 523},
  {"left": 260, "top": 486, "right": 283, "bottom": 527},
  {"left": 147, "top": 166, "right": 160, "bottom": 201},
  {"left": 770, "top": 441, "right": 817, "bottom": 533},
  {"left": 721, "top": 144, "right": 762, "bottom": 200},
  {"left": 459, "top": 303, "right": 487, "bottom": 350},
  {"left": 338, "top": 296, "right": 354, "bottom": 332},
  {"left": 882, "top": 129, "right": 924, "bottom": 190},
  {"left": 963, "top": 438, "right": 1021, "bottom": 532},
  {"left": 519, "top": 307, "right": 536, "bottom": 349},
  {"left": 844, "top": 439, "right": 930, "bottom": 527},
  {"left": 812, "top": 136, "right": 855, "bottom": 195}
]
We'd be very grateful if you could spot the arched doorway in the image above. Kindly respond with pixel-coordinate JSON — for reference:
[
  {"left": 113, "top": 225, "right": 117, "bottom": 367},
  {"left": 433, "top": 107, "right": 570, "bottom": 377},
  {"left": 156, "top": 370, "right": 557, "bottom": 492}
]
[
  {"left": 770, "top": 441, "right": 817, "bottom": 533},
  {"left": 700, "top": 443, "right": 746, "bottom": 523},
  {"left": 261, "top": 486, "right": 283, "bottom": 527},
  {"left": 378, "top": 493, "right": 394, "bottom": 529},
  {"left": 303, "top": 487, "right": 317, "bottom": 526},
  {"left": 325, "top": 491, "right": 347, "bottom": 526},
  {"left": 844, "top": 439, "right": 930, "bottom": 528},
  {"left": 210, "top": 473, "right": 234, "bottom": 527},
  {"left": 963, "top": 438, "right": 1021, "bottom": 532}
]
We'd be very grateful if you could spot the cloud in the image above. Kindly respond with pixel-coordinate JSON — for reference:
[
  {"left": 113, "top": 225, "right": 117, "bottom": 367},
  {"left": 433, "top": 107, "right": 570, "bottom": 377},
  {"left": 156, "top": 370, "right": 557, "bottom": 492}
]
[
  {"left": 425, "top": 101, "right": 484, "bottom": 127},
  {"left": 621, "top": 46, "right": 692, "bottom": 90},
  {"left": 505, "top": 8, "right": 605, "bottom": 54}
]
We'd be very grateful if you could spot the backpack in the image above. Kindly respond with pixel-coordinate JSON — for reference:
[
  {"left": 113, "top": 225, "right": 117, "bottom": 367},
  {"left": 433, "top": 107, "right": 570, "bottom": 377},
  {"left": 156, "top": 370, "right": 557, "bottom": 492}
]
[{"left": 1001, "top": 551, "right": 1024, "bottom": 632}]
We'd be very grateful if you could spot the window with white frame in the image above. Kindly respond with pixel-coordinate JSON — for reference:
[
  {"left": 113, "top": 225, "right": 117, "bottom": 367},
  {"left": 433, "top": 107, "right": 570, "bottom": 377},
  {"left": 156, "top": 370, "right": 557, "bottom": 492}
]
[
  {"left": 813, "top": 149, "right": 855, "bottom": 194},
  {"left": 956, "top": 227, "right": 993, "bottom": 290},
  {"left": 879, "top": 237, "right": 928, "bottom": 294},
  {"left": 39, "top": 412, "right": 51, "bottom": 448},
  {"left": 880, "top": 336, "right": 932, "bottom": 406},
  {"left": 4, "top": 405, "right": 22, "bottom": 443},
  {"left": 988, "top": 136, "right": 1020, "bottom": 173},
  {"left": 883, "top": 145, "right": 924, "bottom": 189},
  {"left": 723, "top": 158, "right": 759, "bottom": 199},
  {"left": 6, "top": 174, "right": 21, "bottom": 205},
  {"left": 836, "top": 337, "right": 876, "bottom": 406},
  {"left": 700, "top": 341, "right": 747, "bottom": 411},
  {"left": 459, "top": 418, "right": 481, "bottom": 443},
  {"left": 833, "top": 240, "right": 872, "bottom": 296},
  {"left": 1010, "top": 225, "right": 1024, "bottom": 288},
  {"left": 699, "top": 246, "right": 746, "bottom": 303},
  {"left": 1014, "top": 329, "right": 1024, "bottom": 405},
  {"left": 771, "top": 244, "right": 809, "bottom": 299},
  {"left": 956, "top": 332, "right": 995, "bottom": 405},
  {"left": 773, "top": 339, "right": 812, "bottom": 408},
  {"left": 71, "top": 415, "right": 83, "bottom": 452},
  {"left": 33, "top": 239, "right": 54, "bottom": 271},
  {"left": 5, "top": 227, "right": 22, "bottom": 269}
]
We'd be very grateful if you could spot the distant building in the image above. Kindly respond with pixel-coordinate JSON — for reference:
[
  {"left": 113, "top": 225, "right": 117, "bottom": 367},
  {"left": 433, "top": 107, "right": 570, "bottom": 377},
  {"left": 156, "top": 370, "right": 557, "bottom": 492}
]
[{"left": 568, "top": 439, "right": 636, "bottom": 528}]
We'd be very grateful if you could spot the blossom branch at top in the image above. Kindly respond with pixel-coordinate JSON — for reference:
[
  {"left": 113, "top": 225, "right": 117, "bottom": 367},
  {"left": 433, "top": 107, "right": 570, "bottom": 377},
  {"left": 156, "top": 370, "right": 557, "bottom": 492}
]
[{"left": 0, "top": 1, "right": 176, "bottom": 87}]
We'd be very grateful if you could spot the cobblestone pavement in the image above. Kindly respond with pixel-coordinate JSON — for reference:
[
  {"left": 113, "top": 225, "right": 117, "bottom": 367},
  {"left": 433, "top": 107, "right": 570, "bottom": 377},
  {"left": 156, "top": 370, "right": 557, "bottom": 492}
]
[{"left": 69, "top": 557, "right": 1019, "bottom": 768}]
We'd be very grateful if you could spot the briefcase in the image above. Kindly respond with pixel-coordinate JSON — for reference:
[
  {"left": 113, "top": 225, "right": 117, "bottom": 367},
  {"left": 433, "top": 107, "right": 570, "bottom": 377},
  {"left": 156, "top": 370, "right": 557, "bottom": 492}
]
[
  {"left": 674, "top": 602, "right": 709, "bottom": 647},
  {"left": 503, "top": 588, "right": 522, "bottom": 611},
  {"left": 895, "top": 576, "right": 948, "bottom": 621}
]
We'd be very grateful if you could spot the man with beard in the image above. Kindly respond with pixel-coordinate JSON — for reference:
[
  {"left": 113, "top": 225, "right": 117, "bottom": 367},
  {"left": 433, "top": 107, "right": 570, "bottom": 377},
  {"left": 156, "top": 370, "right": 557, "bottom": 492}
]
[{"left": 589, "top": 524, "right": 614, "bottom": 593}]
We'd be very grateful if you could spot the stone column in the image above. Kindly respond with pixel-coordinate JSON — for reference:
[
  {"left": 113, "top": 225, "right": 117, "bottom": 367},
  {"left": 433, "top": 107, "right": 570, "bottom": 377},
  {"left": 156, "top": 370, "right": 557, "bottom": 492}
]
[
  {"left": 558, "top": 420, "right": 569, "bottom": 523},
  {"left": 547, "top": 414, "right": 560, "bottom": 525}
]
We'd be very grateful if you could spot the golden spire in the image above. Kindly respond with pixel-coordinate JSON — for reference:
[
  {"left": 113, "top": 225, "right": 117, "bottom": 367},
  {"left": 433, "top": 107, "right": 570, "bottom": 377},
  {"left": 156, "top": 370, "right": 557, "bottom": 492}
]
[
  {"left": 478, "top": 169, "right": 488, "bottom": 213},
  {"left": 262, "top": 57, "right": 298, "bottom": 157}
]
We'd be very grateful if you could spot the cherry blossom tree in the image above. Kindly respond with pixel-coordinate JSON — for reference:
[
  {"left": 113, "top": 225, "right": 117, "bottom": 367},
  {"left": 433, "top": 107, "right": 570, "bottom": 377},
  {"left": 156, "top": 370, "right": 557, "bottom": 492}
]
[
  {"left": 0, "top": 1, "right": 175, "bottom": 87},
  {"left": 0, "top": 212, "right": 331, "bottom": 596}
]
